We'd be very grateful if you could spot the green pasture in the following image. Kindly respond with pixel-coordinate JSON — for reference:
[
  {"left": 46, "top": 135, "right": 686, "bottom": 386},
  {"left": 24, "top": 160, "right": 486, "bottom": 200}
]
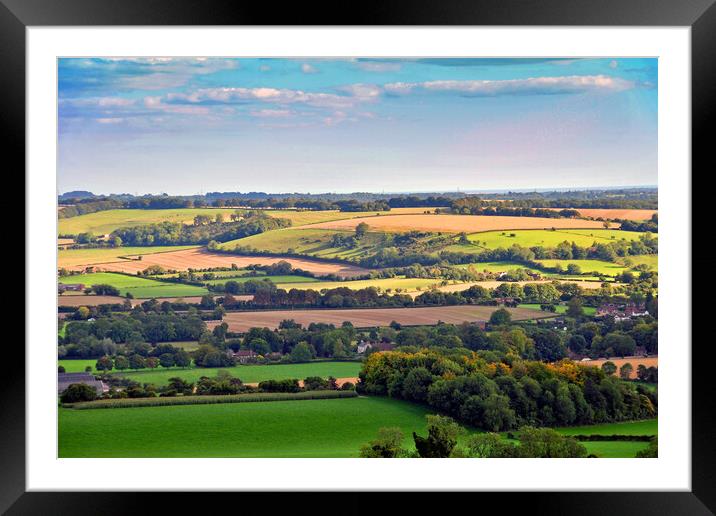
[
  {"left": 554, "top": 419, "right": 657, "bottom": 436},
  {"left": 58, "top": 396, "right": 432, "bottom": 457},
  {"left": 447, "top": 229, "right": 648, "bottom": 252},
  {"left": 621, "top": 254, "right": 659, "bottom": 271},
  {"left": 114, "top": 360, "right": 362, "bottom": 386},
  {"left": 518, "top": 303, "right": 597, "bottom": 316},
  {"left": 58, "top": 272, "right": 209, "bottom": 298},
  {"left": 535, "top": 259, "right": 627, "bottom": 276}
]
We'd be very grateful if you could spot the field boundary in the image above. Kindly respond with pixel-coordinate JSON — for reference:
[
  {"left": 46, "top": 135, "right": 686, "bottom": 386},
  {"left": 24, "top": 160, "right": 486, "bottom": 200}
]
[{"left": 63, "top": 389, "right": 358, "bottom": 409}]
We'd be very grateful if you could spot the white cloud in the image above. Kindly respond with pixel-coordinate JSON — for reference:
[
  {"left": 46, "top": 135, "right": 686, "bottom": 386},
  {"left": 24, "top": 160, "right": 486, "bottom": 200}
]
[
  {"left": 165, "top": 86, "right": 369, "bottom": 110},
  {"left": 354, "top": 62, "right": 402, "bottom": 72},
  {"left": 250, "top": 109, "right": 293, "bottom": 118},
  {"left": 384, "top": 75, "right": 634, "bottom": 96}
]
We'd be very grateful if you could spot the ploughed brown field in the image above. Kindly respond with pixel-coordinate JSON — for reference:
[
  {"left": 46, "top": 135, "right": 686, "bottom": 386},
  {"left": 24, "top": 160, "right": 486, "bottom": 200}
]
[
  {"left": 211, "top": 305, "right": 552, "bottom": 332},
  {"left": 58, "top": 294, "right": 252, "bottom": 307},
  {"left": 576, "top": 356, "right": 658, "bottom": 379},
  {"left": 79, "top": 248, "right": 369, "bottom": 278},
  {"left": 308, "top": 214, "right": 612, "bottom": 233},
  {"left": 548, "top": 208, "right": 657, "bottom": 221}
]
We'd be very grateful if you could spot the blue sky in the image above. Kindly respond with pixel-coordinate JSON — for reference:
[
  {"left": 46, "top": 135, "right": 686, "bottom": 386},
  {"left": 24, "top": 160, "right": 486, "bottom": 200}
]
[{"left": 58, "top": 57, "right": 657, "bottom": 195}]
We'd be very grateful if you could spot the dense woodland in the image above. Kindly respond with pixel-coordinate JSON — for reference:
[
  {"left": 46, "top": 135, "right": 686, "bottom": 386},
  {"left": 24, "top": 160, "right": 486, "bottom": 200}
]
[{"left": 358, "top": 349, "right": 657, "bottom": 431}]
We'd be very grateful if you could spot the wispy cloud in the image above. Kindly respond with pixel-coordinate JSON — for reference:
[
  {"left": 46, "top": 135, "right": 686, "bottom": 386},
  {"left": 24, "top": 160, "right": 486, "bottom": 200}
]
[
  {"left": 384, "top": 75, "right": 634, "bottom": 97},
  {"left": 301, "top": 63, "right": 318, "bottom": 74}
]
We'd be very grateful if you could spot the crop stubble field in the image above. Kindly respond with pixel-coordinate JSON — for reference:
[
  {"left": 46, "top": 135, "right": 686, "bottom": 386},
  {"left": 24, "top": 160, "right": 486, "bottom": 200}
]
[
  {"left": 211, "top": 305, "right": 552, "bottom": 332},
  {"left": 67, "top": 247, "right": 369, "bottom": 278},
  {"left": 309, "top": 214, "right": 612, "bottom": 233}
]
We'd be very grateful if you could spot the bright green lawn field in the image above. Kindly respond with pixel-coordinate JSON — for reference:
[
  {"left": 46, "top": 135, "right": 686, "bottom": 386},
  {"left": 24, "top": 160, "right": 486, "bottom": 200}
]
[
  {"left": 58, "top": 396, "right": 431, "bottom": 457},
  {"left": 447, "top": 229, "right": 648, "bottom": 252},
  {"left": 58, "top": 272, "right": 209, "bottom": 298},
  {"left": 518, "top": 303, "right": 597, "bottom": 316},
  {"left": 58, "top": 245, "right": 198, "bottom": 268},
  {"left": 59, "top": 359, "right": 99, "bottom": 373},
  {"left": 114, "top": 360, "right": 363, "bottom": 385}
]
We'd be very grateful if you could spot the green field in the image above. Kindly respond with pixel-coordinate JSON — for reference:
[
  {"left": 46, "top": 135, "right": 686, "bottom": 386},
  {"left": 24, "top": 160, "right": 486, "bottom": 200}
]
[
  {"left": 453, "top": 261, "right": 541, "bottom": 273},
  {"left": 219, "top": 227, "right": 387, "bottom": 261},
  {"left": 555, "top": 419, "right": 657, "bottom": 436},
  {"left": 58, "top": 209, "right": 246, "bottom": 235},
  {"left": 59, "top": 359, "right": 100, "bottom": 373},
  {"left": 59, "top": 272, "right": 209, "bottom": 298},
  {"left": 622, "top": 254, "right": 659, "bottom": 271},
  {"left": 114, "top": 360, "right": 362, "bottom": 385},
  {"left": 446, "top": 229, "right": 648, "bottom": 253},
  {"left": 535, "top": 259, "right": 628, "bottom": 276},
  {"left": 58, "top": 245, "right": 198, "bottom": 268},
  {"left": 204, "top": 274, "right": 321, "bottom": 286},
  {"left": 58, "top": 396, "right": 432, "bottom": 457},
  {"left": 277, "top": 276, "right": 443, "bottom": 293},
  {"left": 581, "top": 440, "right": 651, "bottom": 457},
  {"left": 518, "top": 303, "right": 597, "bottom": 316}
]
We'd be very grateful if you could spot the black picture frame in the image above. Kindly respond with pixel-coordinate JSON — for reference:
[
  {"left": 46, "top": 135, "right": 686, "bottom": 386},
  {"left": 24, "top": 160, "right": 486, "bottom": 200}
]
[{"left": 4, "top": 0, "right": 714, "bottom": 513}]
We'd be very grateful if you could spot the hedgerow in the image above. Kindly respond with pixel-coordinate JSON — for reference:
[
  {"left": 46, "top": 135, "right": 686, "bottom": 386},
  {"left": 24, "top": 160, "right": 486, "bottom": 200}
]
[{"left": 63, "top": 389, "right": 357, "bottom": 409}]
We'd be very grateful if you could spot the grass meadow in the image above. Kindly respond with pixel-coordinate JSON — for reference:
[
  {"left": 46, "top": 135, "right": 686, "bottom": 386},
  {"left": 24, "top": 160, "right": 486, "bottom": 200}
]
[
  {"left": 58, "top": 396, "right": 432, "bottom": 457},
  {"left": 113, "top": 360, "right": 363, "bottom": 385},
  {"left": 59, "top": 272, "right": 209, "bottom": 298},
  {"left": 447, "top": 229, "right": 648, "bottom": 252}
]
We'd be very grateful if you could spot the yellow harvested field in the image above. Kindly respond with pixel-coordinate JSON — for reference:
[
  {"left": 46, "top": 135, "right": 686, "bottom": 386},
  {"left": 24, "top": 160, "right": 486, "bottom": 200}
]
[
  {"left": 576, "top": 356, "right": 658, "bottom": 379},
  {"left": 408, "top": 279, "right": 611, "bottom": 297},
  {"left": 308, "top": 214, "right": 612, "bottom": 233},
  {"left": 85, "top": 248, "right": 369, "bottom": 279},
  {"left": 266, "top": 207, "right": 440, "bottom": 227},
  {"left": 212, "top": 305, "right": 552, "bottom": 332},
  {"left": 548, "top": 208, "right": 657, "bottom": 221}
]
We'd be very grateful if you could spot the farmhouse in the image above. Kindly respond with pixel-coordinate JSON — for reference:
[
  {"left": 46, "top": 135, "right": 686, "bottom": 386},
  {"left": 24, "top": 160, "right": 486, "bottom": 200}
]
[
  {"left": 59, "top": 283, "right": 85, "bottom": 292},
  {"left": 596, "top": 302, "right": 649, "bottom": 320},
  {"left": 232, "top": 349, "right": 258, "bottom": 363},
  {"left": 58, "top": 372, "right": 107, "bottom": 396},
  {"left": 357, "top": 341, "right": 395, "bottom": 354}
]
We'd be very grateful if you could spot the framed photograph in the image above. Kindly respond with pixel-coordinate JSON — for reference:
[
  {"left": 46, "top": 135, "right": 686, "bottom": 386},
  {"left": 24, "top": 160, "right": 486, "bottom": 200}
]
[{"left": 5, "top": 0, "right": 714, "bottom": 512}]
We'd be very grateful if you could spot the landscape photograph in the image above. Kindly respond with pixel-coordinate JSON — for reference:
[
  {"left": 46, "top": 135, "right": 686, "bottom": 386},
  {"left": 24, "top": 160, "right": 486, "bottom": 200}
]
[{"left": 57, "top": 57, "right": 658, "bottom": 459}]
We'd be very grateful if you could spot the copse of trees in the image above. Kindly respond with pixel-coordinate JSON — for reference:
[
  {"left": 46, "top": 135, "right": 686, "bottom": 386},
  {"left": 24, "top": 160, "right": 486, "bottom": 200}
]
[
  {"left": 358, "top": 349, "right": 657, "bottom": 431},
  {"left": 111, "top": 211, "right": 291, "bottom": 246}
]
